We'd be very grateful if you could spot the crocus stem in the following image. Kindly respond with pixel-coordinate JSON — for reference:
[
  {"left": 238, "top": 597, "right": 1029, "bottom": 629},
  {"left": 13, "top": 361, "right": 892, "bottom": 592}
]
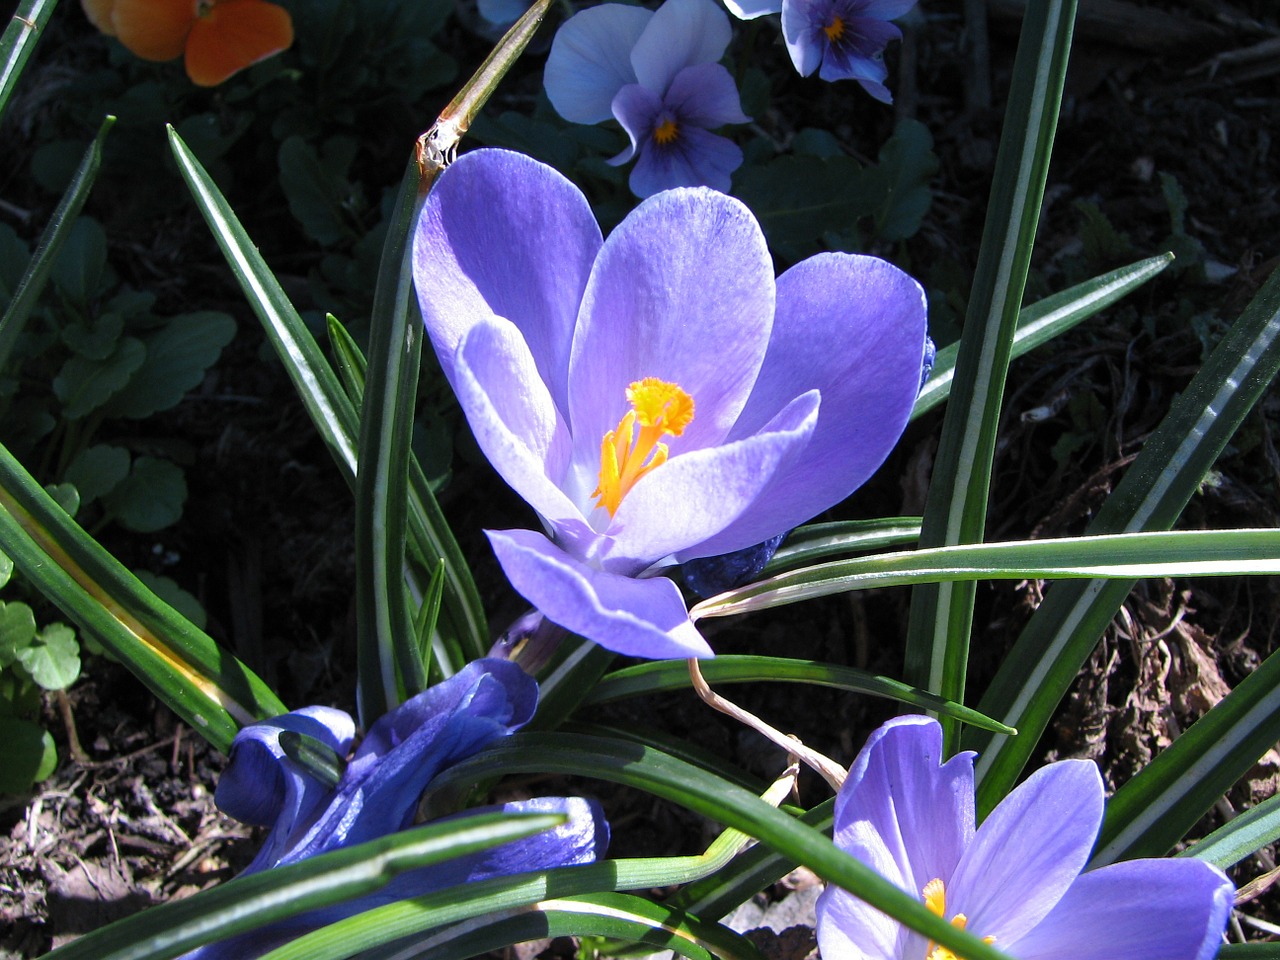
[{"left": 686, "top": 658, "right": 847, "bottom": 791}]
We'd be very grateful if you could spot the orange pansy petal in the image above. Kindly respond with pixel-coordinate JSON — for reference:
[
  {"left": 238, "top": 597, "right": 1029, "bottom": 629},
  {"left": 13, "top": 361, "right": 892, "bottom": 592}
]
[
  {"left": 81, "top": 0, "right": 118, "bottom": 37},
  {"left": 110, "top": 0, "right": 197, "bottom": 62},
  {"left": 184, "top": 0, "right": 293, "bottom": 86}
]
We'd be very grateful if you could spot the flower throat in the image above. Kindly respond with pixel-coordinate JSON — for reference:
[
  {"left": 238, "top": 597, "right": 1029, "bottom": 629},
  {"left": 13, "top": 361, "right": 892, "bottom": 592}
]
[{"left": 593, "top": 378, "right": 694, "bottom": 517}]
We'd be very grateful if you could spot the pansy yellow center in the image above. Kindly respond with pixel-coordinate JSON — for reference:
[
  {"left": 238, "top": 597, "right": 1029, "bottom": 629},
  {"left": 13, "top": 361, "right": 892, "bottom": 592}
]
[
  {"left": 823, "top": 14, "right": 845, "bottom": 41},
  {"left": 592, "top": 378, "right": 695, "bottom": 517},
  {"left": 922, "top": 879, "right": 995, "bottom": 960},
  {"left": 653, "top": 118, "right": 680, "bottom": 146}
]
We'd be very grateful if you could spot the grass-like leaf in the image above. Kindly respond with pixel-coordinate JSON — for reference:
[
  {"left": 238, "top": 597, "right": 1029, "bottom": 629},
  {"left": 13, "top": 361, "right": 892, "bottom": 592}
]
[
  {"left": 42, "top": 812, "right": 567, "bottom": 960},
  {"left": 0, "top": 442, "right": 283, "bottom": 753},
  {"left": 355, "top": 158, "right": 428, "bottom": 721},
  {"left": 912, "top": 253, "right": 1173, "bottom": 419},
  {"left": 0, "top": 115, "right": 114, "bottom": 371},
  {"left": 969, "top": 263, "right": 1280, "bottom": 814},
  {"left": 0, "top": 0, "right": 56, "bottom": 122},
  {"left": 585, "top": 655, "right": 1014, "bottom": 735},
  {"left": 759, "top": 518, "right": 921, "bottom": 576},
  {"left": 1091, "top": 643, "right": 1280, "bottom": 864},
  {"left": 692, "top": 530, "right": 1280, "bottom": 620},
  {"left": 1179, "top": 792, "right": 1280, "bottom": 870},
  {"left": 903, "top": 0, "right": 1078, "bottom": 752}
]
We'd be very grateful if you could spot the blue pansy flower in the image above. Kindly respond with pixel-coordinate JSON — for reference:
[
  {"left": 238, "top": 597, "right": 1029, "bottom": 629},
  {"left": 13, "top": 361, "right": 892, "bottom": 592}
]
[
  {"left": 544, "top": 0, "right": 750, "bottom": 197},
  {"left": 183, "top": 659, "right": 608, "bottom": 959},
  {"left": 725, "top": 0, "right": 915, "bottom": 102}
]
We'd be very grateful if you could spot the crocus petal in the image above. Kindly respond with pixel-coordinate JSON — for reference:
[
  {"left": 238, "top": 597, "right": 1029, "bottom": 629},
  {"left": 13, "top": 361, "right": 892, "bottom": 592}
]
[
  {"left": 567, "top": 186, "right": 774, "bottom": 468},
  {"left": 722, "top": 0, "right": 783, "bottom": 19},
  {"left": 281, "top": 660, "right": 538, "bottom": 861},
  {"left": 544, "top": 4, "right": 651, "bottom": 124},
  {"left": 948, "top": 759, "right": 1104, "bottom": 945},
  {"left": 418, "top": 797, "right": 611, "bottom": 890},
  {"left": 817, "top": 717, "right": 974, "bottom": 960},
  {"left": 109, "top": 0, "right": 193, "bottom": 61},
  {"left": 665, "top": 63, "right": 751, "bottom": 128},
  {"left": 629, "top": 0, "right": 732, "bottom": 94},
  {"left": 683, "top": 254, "right": 926, "bottom": 560},
  {"left": 213, "top": 706, "right": 355, "bottom": 874},
  {"left": 1005, "top": 858, "right": 1234, "bottom": 960},
  {"left": 486, "top": 528, "right": 714, "bottom": 659},
  {"left": 452, "top": 317, "right": 583, "bottom": 531},
  {"left": 413, "top": 149, "right": 602, "bottom": 414},
  {"left": 603, "top": 390, "right": 818, "bottom": 568}
]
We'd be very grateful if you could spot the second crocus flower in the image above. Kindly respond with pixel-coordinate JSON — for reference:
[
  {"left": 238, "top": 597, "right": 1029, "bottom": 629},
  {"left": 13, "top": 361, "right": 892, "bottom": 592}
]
[
  {"left": 543, "top": 0, "right": 750, "bottom": 197},
  {"left": 816, "top": 716, "right": 1234, "bottom": 960}
]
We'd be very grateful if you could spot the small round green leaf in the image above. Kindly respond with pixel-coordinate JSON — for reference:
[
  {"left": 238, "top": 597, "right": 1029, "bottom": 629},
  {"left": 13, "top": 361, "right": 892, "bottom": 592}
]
[
  {"left": 0, "top": 717, "right": 56, "bottom": 793},
  {"left": 102, "top": 311, "right": 237, "bottom": 419},
  {"left": 0, "top": 600, "right": 36, "bottom": 668},
  {"left": 16, "top": 622, "right": 80, "bottom": 691},
  {"left": 64, "top": 444, "right": 131, "bottom": 505},
  {"left": 53, "top": 337, "right": 146, "bottom": 419},
  {"left": 103, "top": 456, "right": 187, "bottom": 532}
]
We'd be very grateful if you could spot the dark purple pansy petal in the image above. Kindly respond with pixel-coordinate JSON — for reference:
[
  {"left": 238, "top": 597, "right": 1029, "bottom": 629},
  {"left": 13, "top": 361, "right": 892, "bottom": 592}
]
[
  {"left": 629, "top": 125, "right": 744, "bottom": 198},
  {"left": 1006, "top": 858, "right": 1234, "bottom": 960},
  {"left": 665, "top": 62, "right": 751, "bottom": 129},
  {"left": 486, "top": 528, "right": 714, "bottom": 659},
  {"left": 412, "top": 149, "right": 601, "bottom": 414},
  {"left": 609, "top": 82, "right": 663, "bottom": 168}
]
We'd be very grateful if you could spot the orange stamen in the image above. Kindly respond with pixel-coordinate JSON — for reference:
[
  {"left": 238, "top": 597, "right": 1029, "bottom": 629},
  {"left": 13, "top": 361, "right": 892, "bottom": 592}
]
[
  {"left": 823, "top": 14, "right": 845, "bottom": 41},
  {"left": 592, "top": 378, "right": 694, "bottom": 517},
  {"left": 653, "top": 118, "right": 680, "bottom": 146}
]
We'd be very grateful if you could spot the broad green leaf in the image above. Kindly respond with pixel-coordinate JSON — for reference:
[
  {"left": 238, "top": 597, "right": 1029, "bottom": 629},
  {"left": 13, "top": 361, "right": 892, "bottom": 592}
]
[
  {"left": 692, "top": 530, "right": 1280, "bottom": 620},
  {"left": 64, "top": 444, "right": 130, "bottom": 504},
  {"left": 0, "top": 115, "right": 112, "bottom": 372},
  {"left": 43, "top": 482, "right": 79, "bottom": 517},
  {"left": 42, "top": 812, "right": 568, "bottom": 960},
  {"left": 103, "top": 456, "right": 186, "bottom": 533},
  {"left": 61, "top": 311, "right": 124, "bottom": 360},
  {"left": 101, "top": 311, "right": 237, "bottom": 419},
  {"left": 0, "top": 599, "right": 36, "bottom": 666},
  {"left": 969, "top": 262, "right": 1280, "bottom": 812},
  {"left": 50, "top": 216, "right": 108, "bottom": 304},
  {"left": 903, "top": 0, "right": 1078, "bottom": 752},
  {"left": 586, "top": 656, "right": 1014, "bottom": 735},
  {"left": 278, "top": 135, "right": 361, "bottom": 247},
  {"left": 0, "top": 715, "right": 55, "bottom": 792},
  {"left": 134, "top": 571, "right": 207, "bottom": 631},
  {"left": 16, "top": 621, "right": 79, "bottom": 690},
  {"left": 53, "top": 337, "right": 145, "bottom": 419}
]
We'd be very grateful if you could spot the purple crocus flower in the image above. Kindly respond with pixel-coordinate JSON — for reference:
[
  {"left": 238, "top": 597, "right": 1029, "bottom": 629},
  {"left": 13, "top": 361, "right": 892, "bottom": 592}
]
[
  {"left": 543, "top": 0, "right": 750, "bottom": 197},
  {"left": 816, "top": 716, "right": 1234, "bottom": 960},
  {"left": 412, "top": 148, "right": 928, "bottom": 660},
  {"left": 724, "top": 0, "right": 914, "bottom": 102},
  {"left": 183, "top": 659, "right": 608, "bottom": 959}
]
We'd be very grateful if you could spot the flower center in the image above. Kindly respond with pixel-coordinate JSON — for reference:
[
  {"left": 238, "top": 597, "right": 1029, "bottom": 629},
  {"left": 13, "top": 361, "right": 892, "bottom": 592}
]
[
  {"left": 592, "top": 378, "right": 695, "bottom": 517},
  {"left": 922, "top": 879, "right": 995, "bottom": 960},
  {"left": 653, "top": 118, "right": 680, "bottom": 146},
  {"left": 196, "top": 0, "right": 214, "bottom": 16},
  {"left": 823, "top": 14, "right": 845, "bottom": 41}
]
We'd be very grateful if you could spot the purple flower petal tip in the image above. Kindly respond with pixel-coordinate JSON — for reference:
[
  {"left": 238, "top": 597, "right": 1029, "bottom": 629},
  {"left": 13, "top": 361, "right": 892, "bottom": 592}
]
[
  {"left": 187, "top": 661, "right": 608, "bottom": 959},
  {"left": 818, "top": 715, "right": 1235, "bottom": 960}
]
